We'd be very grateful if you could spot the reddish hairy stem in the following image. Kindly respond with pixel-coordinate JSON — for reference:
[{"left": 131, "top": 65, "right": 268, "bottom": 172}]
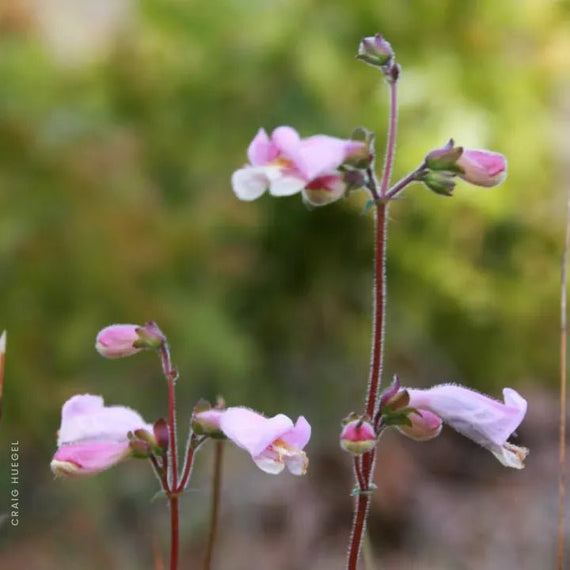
[
  {"left": 365, "top": 203, "right": 388, "bottom": 419},
  {"left": 177, "top": 435, "right": 206, "bottom": 493},
  {"left": 353, "top": 456, "right": 366, "bottom": 492},
  {"left": 385, "top": 165, "right": 425, "bottom": 200},
  {"left": 347, "top": 67, "right": 398, "bottom": 570},
  {"left": 169, "top": 496, "right": 179, "bottom": 570},
  {"left": 379, "top": 80, "right": 398, "bottom": 198},
  {"left": 159, "top": 343, "right": 180, "bottom": 570},
  {"left": 149, "top": 454, "right": 169, "bottom": 492}
]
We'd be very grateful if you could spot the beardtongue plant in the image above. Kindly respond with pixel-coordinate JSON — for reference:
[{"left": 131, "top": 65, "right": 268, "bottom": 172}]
[
  {"left": 52, "top": 321, "right": 311, "bottom": 569},
  {"left": 51, "top": 33, "right": 528, "bottom": 570},
  {"left": 231, "top": 33, "right": 528, "bottom": 569}
]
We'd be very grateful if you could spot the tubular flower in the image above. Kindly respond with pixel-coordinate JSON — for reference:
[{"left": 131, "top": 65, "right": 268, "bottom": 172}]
[
  {"left": 51, "top": 394, "right": 153, "bottom": 477},
  {"left": 231, "top": 126, "right": 366, "bottom": 205},
  {"left": 405, "top": 384, "right": 528, "bottom": 469},
  {"left": 456, "top": 149, "right": 507, "bottom": 188},
  {"left": 195, "top": 406, "right": 311, "bottom": 475}
]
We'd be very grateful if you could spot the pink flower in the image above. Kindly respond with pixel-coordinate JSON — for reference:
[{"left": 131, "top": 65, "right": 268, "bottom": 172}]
[
  {"left": 231, "top": 126, "right": 365, "bottom": 204},
  {"left": 51, "top": 394, "right": 153, "bottom": 477},
  {"left": 457, "top": 149, "right": 507, "bottom": 188},
  {"left": 95, "top": 324, "right": 142, "bottom": 359},
  {"left": 195, "top": 406, "right": 311, "bottom": 475},
  {"left": 405, "top": 384, "right": 528, "bottom": 468}
]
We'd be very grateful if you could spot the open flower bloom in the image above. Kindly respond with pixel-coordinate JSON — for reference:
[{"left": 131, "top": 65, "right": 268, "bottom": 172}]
[
  {"left": 457, "top": 149, "right": 507, "bottom": 187},
  {"left": 51, "top": 394, "right": 153, "bottom": 477},
  {"left": 403, "top": 384, "right": 528, "bottom": 469},
  {"left": 231, "top": 126, "right": 365, "bottom": 205},
  {"left": 196, "top": 406, "right": 311, "bottom": 475}
]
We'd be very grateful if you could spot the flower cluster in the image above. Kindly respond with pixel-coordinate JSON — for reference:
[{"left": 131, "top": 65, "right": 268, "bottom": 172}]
[
  {"left": 52, "top": 325, "right": 311, "bottom": 478},
  {"left": 231, "top": 126, "right": 367, "bottom": 207}
]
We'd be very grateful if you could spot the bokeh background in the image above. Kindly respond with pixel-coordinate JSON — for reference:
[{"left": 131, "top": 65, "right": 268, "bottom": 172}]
[{"left": 1, "top": 0, "right": 570, "bottom": 568}]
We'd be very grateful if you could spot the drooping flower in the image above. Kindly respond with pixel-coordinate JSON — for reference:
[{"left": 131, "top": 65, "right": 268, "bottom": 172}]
[
  {"left": 231, "top": 126, "right": 366, "bottom": 205},
  {"left": 51, "top": 394, "right": 153, "bottom": 477},
  {"left": 456, "top": 149, "right": 507, "bottom": 188},
  {"left": 195, "top": 406, "right": 311, "bottom": 475},
  {"left": 403, "top": 384, "right": 528, "bottom": 468}
]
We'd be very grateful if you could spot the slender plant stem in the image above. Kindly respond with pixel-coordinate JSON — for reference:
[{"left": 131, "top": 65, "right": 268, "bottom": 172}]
[
  {"left": 558, "top": 186, "right": 570, "bottom": 570},
  {"left": 178, "top": 435, "right": 206, "bottom": 492},
  {"left": 204, "top": 441, "right": 225, "bottom": 570},
  {"left": 353, "top": 456, "right": 366, "bottom": 491},
  {"left": 161, "top": 344, "right": 179, "bottom": 490},
  {"left": 149, "top": 454, "right": 169, "bottom": 492},
  {"left": 379, "top": 80, "right": 398, "bottom": 199},
  {"left": 169, "top": 496, "right": 179, "bottom": 570},
  {"left": 385, "top": 165, "right": 425, "bottom": 200},
  {"left": 347, "top": 68, "right": 399, "bottom": 570},
  {"left": 159, "top": 342, "right": 180, "bottom": 570},
  {"left": 365, "top": 203, "right": 389, "bottom": 418}
]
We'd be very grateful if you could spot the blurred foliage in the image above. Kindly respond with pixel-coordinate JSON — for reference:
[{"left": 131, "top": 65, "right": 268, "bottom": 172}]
[{"left": 0, "top": 0, "right": 569, "bottom": 562}]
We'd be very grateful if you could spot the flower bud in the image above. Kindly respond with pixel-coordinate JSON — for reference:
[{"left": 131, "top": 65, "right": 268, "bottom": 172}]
[
  {"left": 357, "top": 34, "right": 394, "bottom": 69},
  {"left": 425, "top": 139, "right": 463, "bottom": 172},
  {"left": 396, "top": 410, "right": 443, "bottom": 441},
  {"left": 133, "top": 321, "right": 166, "bottom": 350},
  {"left": 95, "top": 324, "right": 143, "bottom": 359},
  {"left": 340, "top": 416, "right": 377, "bottom": 455},
  {"left": 193, "top": 408, "right": 226, "bottom": 437},
  {"left": 303, "top": 174, "right": 348, "bottom": 207},
  {"left": 128, "top": 436, "right": 153, "bottom": 459},
  {"left": 456, "top": 149, "right": 507, "bottom": 187},
  {"left": 153, "top": 418, "right": 169, "bottom": 453},
  {"left": 422, "top": 171, "right": 456, "bottom": 196}
]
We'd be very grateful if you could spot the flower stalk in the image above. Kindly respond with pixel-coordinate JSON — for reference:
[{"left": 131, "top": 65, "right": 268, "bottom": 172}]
[{"left": 347, "top": 54, "right": 400, "bottom": 570}]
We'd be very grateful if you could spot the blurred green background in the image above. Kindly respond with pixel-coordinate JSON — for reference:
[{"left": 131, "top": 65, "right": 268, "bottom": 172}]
[{"left": 1, "top": 0, "right": 569, "bottom": 568}]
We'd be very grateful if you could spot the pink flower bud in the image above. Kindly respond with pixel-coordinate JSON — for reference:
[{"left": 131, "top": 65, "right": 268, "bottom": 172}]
[
  {"left": 193, "top": 409, "right": 225, "bottom": 436},
  {"left": 357, "top": 34, "right": 394, "bottom": 68},
  {"left": 302, "top": 174, "right": 348, "bottom": 207},
  {"left": 153, "top": 418, "right": 169, "bottom": 452},
  {"left": 340, "top": 418, "right": 376, "bottom": 455},
  {"left": 396, "top": 410, "right": 442, "bottom": 441},
  {"left": 425, "top": 139, "right": 463, "bottom": 171},
  {"left": 95, "top": 324, "right": 142, "bottom": 359},
  {"left": 456, "top": 149, "right": 507, "bottom": 188}
]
